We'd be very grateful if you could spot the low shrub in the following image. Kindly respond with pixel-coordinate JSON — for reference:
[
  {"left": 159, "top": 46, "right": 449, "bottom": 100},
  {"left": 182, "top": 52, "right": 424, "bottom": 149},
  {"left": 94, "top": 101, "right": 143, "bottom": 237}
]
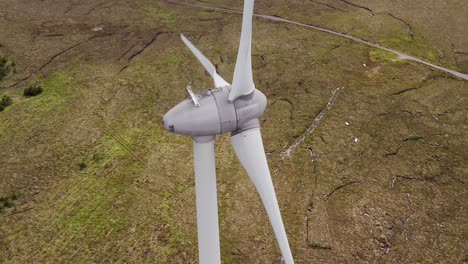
[
  {"left": 0, "top": 95, "right": 12, "bottom": 107},
  {"left": 0, "top": 193, "right": 20, "bottom": 213},
  {"left": 79, "top": 162, "right": 87, "bottom": 170},
  {"left": 24, "top": 84, "right": 43, "bottom": 97},
  {"left": 0, "top": 55, "right": 16, "bottom": 82}
]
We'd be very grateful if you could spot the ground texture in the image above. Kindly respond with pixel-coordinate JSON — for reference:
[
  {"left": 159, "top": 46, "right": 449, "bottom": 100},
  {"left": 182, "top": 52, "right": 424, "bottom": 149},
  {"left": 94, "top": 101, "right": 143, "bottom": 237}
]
[{"left": 0, "top": 0, "right": 467, "bottom": 263}]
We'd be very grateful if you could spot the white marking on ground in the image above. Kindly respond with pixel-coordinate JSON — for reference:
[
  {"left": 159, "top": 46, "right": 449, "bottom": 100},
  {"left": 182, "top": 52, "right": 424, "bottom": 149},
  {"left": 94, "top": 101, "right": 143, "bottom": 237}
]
[{"left": 280, "top": 86, "right": 344, "bottom": 159}]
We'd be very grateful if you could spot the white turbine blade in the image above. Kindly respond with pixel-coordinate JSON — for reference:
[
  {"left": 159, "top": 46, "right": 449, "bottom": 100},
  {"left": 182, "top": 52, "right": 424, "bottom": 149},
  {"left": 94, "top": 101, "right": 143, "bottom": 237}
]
[
  {"left": 181, "top": 34, "right": 230, "bottom": 88},
  {"left": 229, "top": 0, "right": 255, "bottom": 102},
  {"left": 231, "top": 128, "right": 294, "bottom": 264},
  {"left": 193, "top": 138, "right": 221, "bottom": 264}
]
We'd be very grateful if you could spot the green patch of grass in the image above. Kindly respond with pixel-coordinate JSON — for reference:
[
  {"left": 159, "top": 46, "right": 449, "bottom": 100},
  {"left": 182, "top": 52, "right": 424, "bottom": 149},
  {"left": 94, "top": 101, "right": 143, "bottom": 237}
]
[
  {"left": 30, "top": 148, "right": 146, "bottom": 259},
  {"left": 143, "top": 6, "right": 178, "bottom": 30},
  {"left": 160, "top": 200, "right": 183, "bottom": 244},
  {"left": 18, "top": 70, "right": 74, "bottom": 111},
  {"left": 38, "top": 178, "right": 130, "bottom": 258},
  {"left": 369, "top": 49, "right": 399, "bottom": 62},
  {"left": 80, "top": 123, "right": 168, "bottom": 178},
  {"left": 154, "top": 184, "right": 190, "bottom": 262},
  {"left": 64, "top": 180, "right": 115, "bottom": 234},
  {"left": 220, "top": 239, "right": 235, "bottom": 264},
  {"left": 0, "top": 69, "right": 76, "bottom": 146},
  {"left": 33, "top": 122, "right": 152, "bottom": 253},
  {"left": 447, "top": 64, "right": 463, "bottom": 72},
  {"left": 316, "top": 10, "right": 445, "bottom": 66},
  {"left": 101, "top": 128, "right": 142, "bottom": 158},
  {"left": 379, "top": 33, "right": 440, "bottom": 64},
  {"left": 28, "top": 117, "right": 189, "bottom": 259}
]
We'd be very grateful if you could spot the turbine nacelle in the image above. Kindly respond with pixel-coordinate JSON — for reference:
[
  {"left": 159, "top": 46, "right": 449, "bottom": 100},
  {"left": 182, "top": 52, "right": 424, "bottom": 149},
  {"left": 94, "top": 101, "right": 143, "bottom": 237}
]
[{"left": 163, "top": 86, "right": 267, "bottom": 137}]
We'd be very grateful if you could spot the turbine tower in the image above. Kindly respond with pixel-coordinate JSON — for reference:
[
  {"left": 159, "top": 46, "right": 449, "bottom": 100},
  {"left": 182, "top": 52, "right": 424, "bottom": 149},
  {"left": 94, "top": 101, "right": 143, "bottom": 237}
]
[{"left": 162, "top": 1, "right": 294, "bottom": 263}]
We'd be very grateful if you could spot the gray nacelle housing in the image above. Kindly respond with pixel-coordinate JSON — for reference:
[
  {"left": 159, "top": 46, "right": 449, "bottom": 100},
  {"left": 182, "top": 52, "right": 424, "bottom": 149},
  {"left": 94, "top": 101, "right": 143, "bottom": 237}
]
[{"left": 163, "top": 86, "right": 267, "bottom": 137}]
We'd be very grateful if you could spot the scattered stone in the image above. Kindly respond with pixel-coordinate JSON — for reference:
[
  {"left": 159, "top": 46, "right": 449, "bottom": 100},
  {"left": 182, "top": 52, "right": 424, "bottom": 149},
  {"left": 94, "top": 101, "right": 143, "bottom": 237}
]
[{"left": 92, "top": 25, "right": 104, "bottom": 31}]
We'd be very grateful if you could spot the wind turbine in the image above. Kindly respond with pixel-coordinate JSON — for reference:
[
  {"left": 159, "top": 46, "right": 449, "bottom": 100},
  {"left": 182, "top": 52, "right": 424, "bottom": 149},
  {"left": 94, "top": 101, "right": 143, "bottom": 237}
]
[{"left": 162, "top": 1, "right": 294, "bottom": 263}]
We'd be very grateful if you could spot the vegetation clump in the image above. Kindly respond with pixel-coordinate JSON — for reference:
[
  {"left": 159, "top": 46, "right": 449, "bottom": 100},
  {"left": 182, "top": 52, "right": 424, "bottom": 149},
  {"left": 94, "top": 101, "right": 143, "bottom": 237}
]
[
  {"left": 0, "top": 94, "right": 12, "bottom": 111},
  {"left": 0, "top": 193, "right": 20, "bottom": 213},
  {"left": 0, "top": 55, "right": 16, "bottom": 82},
  {"left": 24, "top": 84, "right": 43, "bottom": 97},
  {"left": 79, "top": 162, "right": 87, "bottom": 170},
  {"left": 1, "top": 94, "right": 12, "bottom": 106}
]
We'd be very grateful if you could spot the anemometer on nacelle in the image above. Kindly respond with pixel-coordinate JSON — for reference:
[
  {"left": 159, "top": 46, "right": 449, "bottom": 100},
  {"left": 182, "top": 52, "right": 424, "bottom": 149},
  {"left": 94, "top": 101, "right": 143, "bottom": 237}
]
[
  {"left": 162, "top": 1, "right": 295, "bottom": 263},
  {"left": 186, "top": 83, "right": 200, "bottom": 107}
]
